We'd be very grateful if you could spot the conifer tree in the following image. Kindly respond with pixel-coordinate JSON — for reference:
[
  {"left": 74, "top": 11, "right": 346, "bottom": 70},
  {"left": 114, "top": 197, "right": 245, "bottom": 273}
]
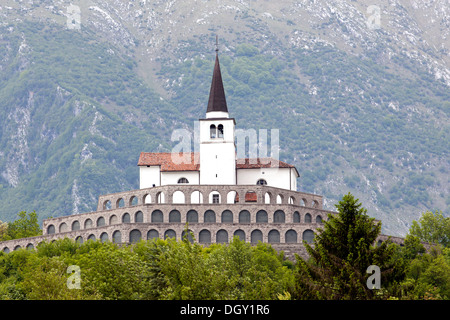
[{"left": 293, "top": 193, "right": 404, "bottom": 299}]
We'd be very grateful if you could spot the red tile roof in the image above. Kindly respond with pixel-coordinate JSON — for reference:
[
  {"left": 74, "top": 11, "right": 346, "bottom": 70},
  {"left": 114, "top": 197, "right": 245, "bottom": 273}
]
[
  {"left": 138, "top": 153, "right": 298, "bottom": 175},
  {"left": 137, "top": 152, "right": 200, "bottom": 172}
]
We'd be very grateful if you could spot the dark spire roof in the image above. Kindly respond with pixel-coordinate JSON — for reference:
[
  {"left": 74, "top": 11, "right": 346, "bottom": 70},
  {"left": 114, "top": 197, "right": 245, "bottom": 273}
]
[{"left": 206, "top": 50, "right": 228, "bottom": 114}]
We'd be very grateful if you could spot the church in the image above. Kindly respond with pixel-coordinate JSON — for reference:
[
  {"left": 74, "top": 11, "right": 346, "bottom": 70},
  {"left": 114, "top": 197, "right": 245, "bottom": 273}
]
[
  {"left": 137, "top": 50, "right": 299, "bottom": 194},
  {"left": 0, "top": 48, "right": 402, "bottom": 259}
]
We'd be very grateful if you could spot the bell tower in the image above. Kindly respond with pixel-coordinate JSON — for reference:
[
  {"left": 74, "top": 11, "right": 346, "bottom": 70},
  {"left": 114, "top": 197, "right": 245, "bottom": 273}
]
[{"left": 199, "top": 37, "right": 236, "bottom": 185}]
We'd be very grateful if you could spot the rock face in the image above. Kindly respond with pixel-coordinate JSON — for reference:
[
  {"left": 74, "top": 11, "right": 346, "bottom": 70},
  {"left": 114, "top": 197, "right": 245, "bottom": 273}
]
[{"left": 0, "top": 0, "right": 448, "bottom": 236}]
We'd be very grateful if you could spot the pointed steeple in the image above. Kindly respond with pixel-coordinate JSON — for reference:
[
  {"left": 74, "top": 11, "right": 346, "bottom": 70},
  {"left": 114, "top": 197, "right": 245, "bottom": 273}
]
[{"left": 206, "top": 36, "right": 228, "bottom": 114}]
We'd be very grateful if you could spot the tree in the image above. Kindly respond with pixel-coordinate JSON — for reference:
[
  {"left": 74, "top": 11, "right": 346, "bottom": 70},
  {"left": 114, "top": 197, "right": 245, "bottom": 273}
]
[
  {"left": 409, "top": 210, "right": 450, "bottom": 247},
  {"left": 293, "top": 192, "right": 403, "bottom": 299},
  {"left": 3, "top": 211, "right": 41, "bottom": 240}
]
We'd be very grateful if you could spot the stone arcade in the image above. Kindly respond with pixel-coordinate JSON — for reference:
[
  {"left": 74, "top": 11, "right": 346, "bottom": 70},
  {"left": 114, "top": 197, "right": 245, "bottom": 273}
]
[{"left": 0, "top": 49, "right": 402, "bottom": 259}]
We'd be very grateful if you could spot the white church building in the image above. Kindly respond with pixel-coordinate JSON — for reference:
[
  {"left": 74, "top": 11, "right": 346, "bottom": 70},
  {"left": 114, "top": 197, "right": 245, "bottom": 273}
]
[{"left": 138, "top": 50, "right": 299, "bottom": 202}]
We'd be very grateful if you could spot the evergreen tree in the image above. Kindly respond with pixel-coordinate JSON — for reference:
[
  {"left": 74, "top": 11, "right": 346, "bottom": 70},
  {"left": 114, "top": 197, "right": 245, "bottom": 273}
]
[{"left": 293, "top": 193, "right": 404, "bottom": 299}]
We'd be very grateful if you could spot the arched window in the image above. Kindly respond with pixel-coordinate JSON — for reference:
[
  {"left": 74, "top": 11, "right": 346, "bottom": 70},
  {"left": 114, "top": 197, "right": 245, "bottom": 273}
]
[
  {"left": 151, "top": 210, "right": 164, "bottom": 223},
  {"left": 233, "top": 229, "right": 246, "bottom": 242},
  {"left": 199, "top": 229, "right": 211, "bottom": 243},
  {"left": 293, "top": 211, "right": 300, "bottom": 223},
  {"left": 251, "top": 230, "right": 263, "bottom": 244},
  {"left": 210, "top": 124, "right": 216, "bottom": 139},
  {"left": 164, "top": 229, "right": 176, "bottom": 240},
  {"left": 256, "top": 210, "right": 268, "bottom": 223},
  {"left": 285, "top": 230, "right": 298, "bottom": 243},
  {"left": 122, "top": 212, "right": 131, "bottom": 223},
  {"left": 129, "top": 229, "right": 142, "bottom": 244},
  {"left": 177, "top": 177, "right": 189, "bottom": 184},
  {"left": 305, "top": 213, "right": 312, "bottom": 223},
  {"left": 268, "top": 230, "right": 280, "bottom": 243},
  {"left": 47, "top": 225, "right": 55, "bottom": 235},
  {"left": 147, "top": 229, "right": 159, "bottom": 241},
  {"left": 239, "top": 210, "right": 251, "bottom": 224},
  {"left": 273, "top": 210, "right": 285, "bottom": 223},
  {"left": 72, "top": 220, "right": 80, "bottom": 231},
  {"left": 113, "top": 230, "right": 122, "bottom": 243},
  {"left": 169, "top": 210, "right": 181, "bottom": 223},
  {"left": 303, "top": 230, "right": 315, "bottom": 244},
  {"left": 204, "top": 210, "right": 216, "bottom": 223},
  {"left": 187, "top": 210, "right": 198, "bottom": 223},
  {"left": 135, "top": 211, "right": 144, "bottom": 223},
  {"left": 257, "top": 179, "right": 267, "bottom": 185},
  {"left": 221, "top": 210, "right": 233, "bottom": 223},
  {"left": 217, "top": 124, "right": 224, "bottom": 138},
  {"left": 216, "top": 229, "right": 228, "bottom": 243},
  {"left": 316, "top": 215, "right": 323, "bottom": 224},
  {"left": 96, "top": 216, "right": 105, "bottom": 227}
]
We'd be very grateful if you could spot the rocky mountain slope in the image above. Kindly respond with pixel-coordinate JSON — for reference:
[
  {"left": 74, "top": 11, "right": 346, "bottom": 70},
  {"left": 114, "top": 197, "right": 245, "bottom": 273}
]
[{"left": 0, "top": 0, "right": 449, "bottom": 236}]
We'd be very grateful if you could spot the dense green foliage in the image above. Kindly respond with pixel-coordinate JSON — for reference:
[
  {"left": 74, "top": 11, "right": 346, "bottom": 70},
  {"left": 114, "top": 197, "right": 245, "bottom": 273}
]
[{"left": 0, "top": 211, "right": 41, "bottom": 241}]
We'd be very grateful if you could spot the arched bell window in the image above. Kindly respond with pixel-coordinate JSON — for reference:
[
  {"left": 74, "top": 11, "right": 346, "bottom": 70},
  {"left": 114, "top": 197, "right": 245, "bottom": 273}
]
[
  {"left": 217, "top": 124, "right": 224, "bottom": 138},
  {"left": 210, "top": 124, "right": 216, "bottom": 139}
]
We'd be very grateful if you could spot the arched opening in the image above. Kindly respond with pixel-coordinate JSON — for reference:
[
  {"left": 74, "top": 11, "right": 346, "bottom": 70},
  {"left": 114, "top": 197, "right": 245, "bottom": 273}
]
[
  {"left": 217, "top": 124, "right": 224, "bottom": 138},
  {"left": 75, "top": 237, "right": 83, "bottom": 244},
  {"left": 190, "top": 190, "right": 203, "bottom": 204},
  {"left": 210, "top": 124, "right": 216, "bottom": 138},
  {"left": 233, "top": 229, "right": 246, "bottom": 242},
  {"left": 151, "top": 210, "right": 164, "bottom": 223},
  {"left": 116, "top": 198, "right": 125, "bottom": 208},
  {"left": 84, "top": 219, "right": 93, "bottom": 229},
  {"left": 302, "top": 230, "right": 315, "bottom": 244},
  {"left": 186, "top": 210, "right": 198, "bottom": 224},
  {"left": 316, "top": 215, "right": 323, "bottom": 224},
  {"left": 305, "top": 213, "right": 312, "bottom": 223},
  {"left": 293, "top": 211, "right": 300, "bottom": 223},
  {"left": 268, "top": 230, "right": 280, "bottom": 243},
  {"left": 199, "top": 229, "right": 211, "bottom": 244},
  {"left": 14, "top": 245, "right": 21, "bottom": 251},
  {"left": 256, "top": 210, "right": 268, "bottom": 223},
  {"left": 100, "top": 233, "right": 108, "bottom": 243},
  {"left": 113, "top": 230, "right": 122, "bottom": 243},
  {"left": 156, "top": 191, "right": 165, "bottom": 204},
  {"left": 122, "top": 212, "right": 131, "bottom": 223},
  {"left": 47, "top": 225, "right": 55, "bottom": 234},
  {"left": 177, "top": 177, "right": 189, "bottom": 184},
  {"left": 59, "top": 222, "right": 68, "bottom": 233},
  {"left": 2, "top": 247, "right": 10, "bottom": 253},
  {"left": 204, "top": 210, "right": 216, "bottom": 223},
  {"left": 144, "top": 194, "right": 151, "bottom": 204},
  {"left": 209, "top": 191, "right": 221, "bottom": 204},
  {"left": 312, "top": 200, "right": 319, "bottom": 208},
  {"left": 172, "top": 190, "right": 185, "bottom": 204},
  {"left": 216, "top": 229, "right": 228, "bottom": 243},
  {"left": 164, "top": 229, "right": 176, "bottom": 240},
  {"left": 147, "top": 229, "right": 159, "bottom": 241},
  {"left": 88, "top": 234, "right": 96, "bottom": 241},
  {"left": 273, "top": 210, "right": 285, "bottom": 223},
  {"left": 97, "top": 216, "right": 106, "bottom": 227},
  {"left": 285, "top": 230, "right": 297, "bottom": 243},
  {"left": 130, "top": 196, "right": 138, "bottom": 206},
  {"left": 251, "top": 229, "right": 263, "bottom": 244},
  {"left": 245, "top": 191, "right": 257, "bottom": 203},
  {"left": 239, "top": 210, "right": 251, "bottom": 224},
  {"left": 182, "top": 230, "right": 194, "bottom": 243},
  {"left": 71, "top": 220, "right": 80, "bottom": 231},
  {"left": 135, "top": 211, "right": 144, "bottom": 223},
  {"left": 26, "top": 243, "right": 34, "bottom": 251},
  {"left": 221, "top": 210, "right": 233, "bottom": 223},
  {"left": 227, "top": 191, "right": 237, "bottom": 204},
  {"left": 257, "top": 179, "right": 267, "bottom": 186},
  {"left": 288, "top": 196, "right": 295, "bottom": 205},
  {"left": 276, "top": 194, "right": 283, "bottom": 204},
  {"left": 169, "top": 210, "right": 181, "bottom": 223},
  {"left": 129, "top": 229, "right": 142, "bottom": 244},
  {"left": 103, "top": 200, "right": 112, "bottom": 210},
  {"left": 300, "top": 198, "right": 307, "bottom": 206},
  {"left": 109, "top": 215, "right": 118, "bottom": 225},
  {"left": 264, "top": 192, "right": 271, "bottom": 204}
]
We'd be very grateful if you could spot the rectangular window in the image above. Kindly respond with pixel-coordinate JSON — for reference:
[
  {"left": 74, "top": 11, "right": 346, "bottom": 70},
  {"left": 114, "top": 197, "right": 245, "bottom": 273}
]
[{"left": 212, "top": 194, "right": 220, "bottom": 204}]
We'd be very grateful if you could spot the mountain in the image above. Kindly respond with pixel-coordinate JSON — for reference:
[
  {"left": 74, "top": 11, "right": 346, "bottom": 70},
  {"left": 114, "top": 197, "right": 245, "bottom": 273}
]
[{"left": 0, "top": 0, "right": 448, "bottom": 236}]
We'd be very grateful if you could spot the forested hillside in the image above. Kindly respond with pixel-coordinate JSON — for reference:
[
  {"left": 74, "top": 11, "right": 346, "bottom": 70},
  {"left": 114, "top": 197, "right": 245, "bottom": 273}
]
[{"left": 0, "top": 0, "right": 449, "bottom": 236}]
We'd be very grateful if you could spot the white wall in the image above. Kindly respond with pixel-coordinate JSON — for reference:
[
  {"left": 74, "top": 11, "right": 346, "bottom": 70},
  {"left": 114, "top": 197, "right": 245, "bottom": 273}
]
[
  {"left": 236, "top": 167, "right": 297, "bottom": 190},
  {"left": 160, "top": 171, "right": 199, "bottom": 186},
  {"left": 139, "top": 166, "right": 161, "bottom": 189}
]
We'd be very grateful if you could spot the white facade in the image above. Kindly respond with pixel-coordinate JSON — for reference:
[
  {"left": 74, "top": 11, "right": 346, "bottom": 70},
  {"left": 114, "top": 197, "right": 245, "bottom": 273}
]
[{"left": 236, "top": 167, "right": 297, "bottom": 191}]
